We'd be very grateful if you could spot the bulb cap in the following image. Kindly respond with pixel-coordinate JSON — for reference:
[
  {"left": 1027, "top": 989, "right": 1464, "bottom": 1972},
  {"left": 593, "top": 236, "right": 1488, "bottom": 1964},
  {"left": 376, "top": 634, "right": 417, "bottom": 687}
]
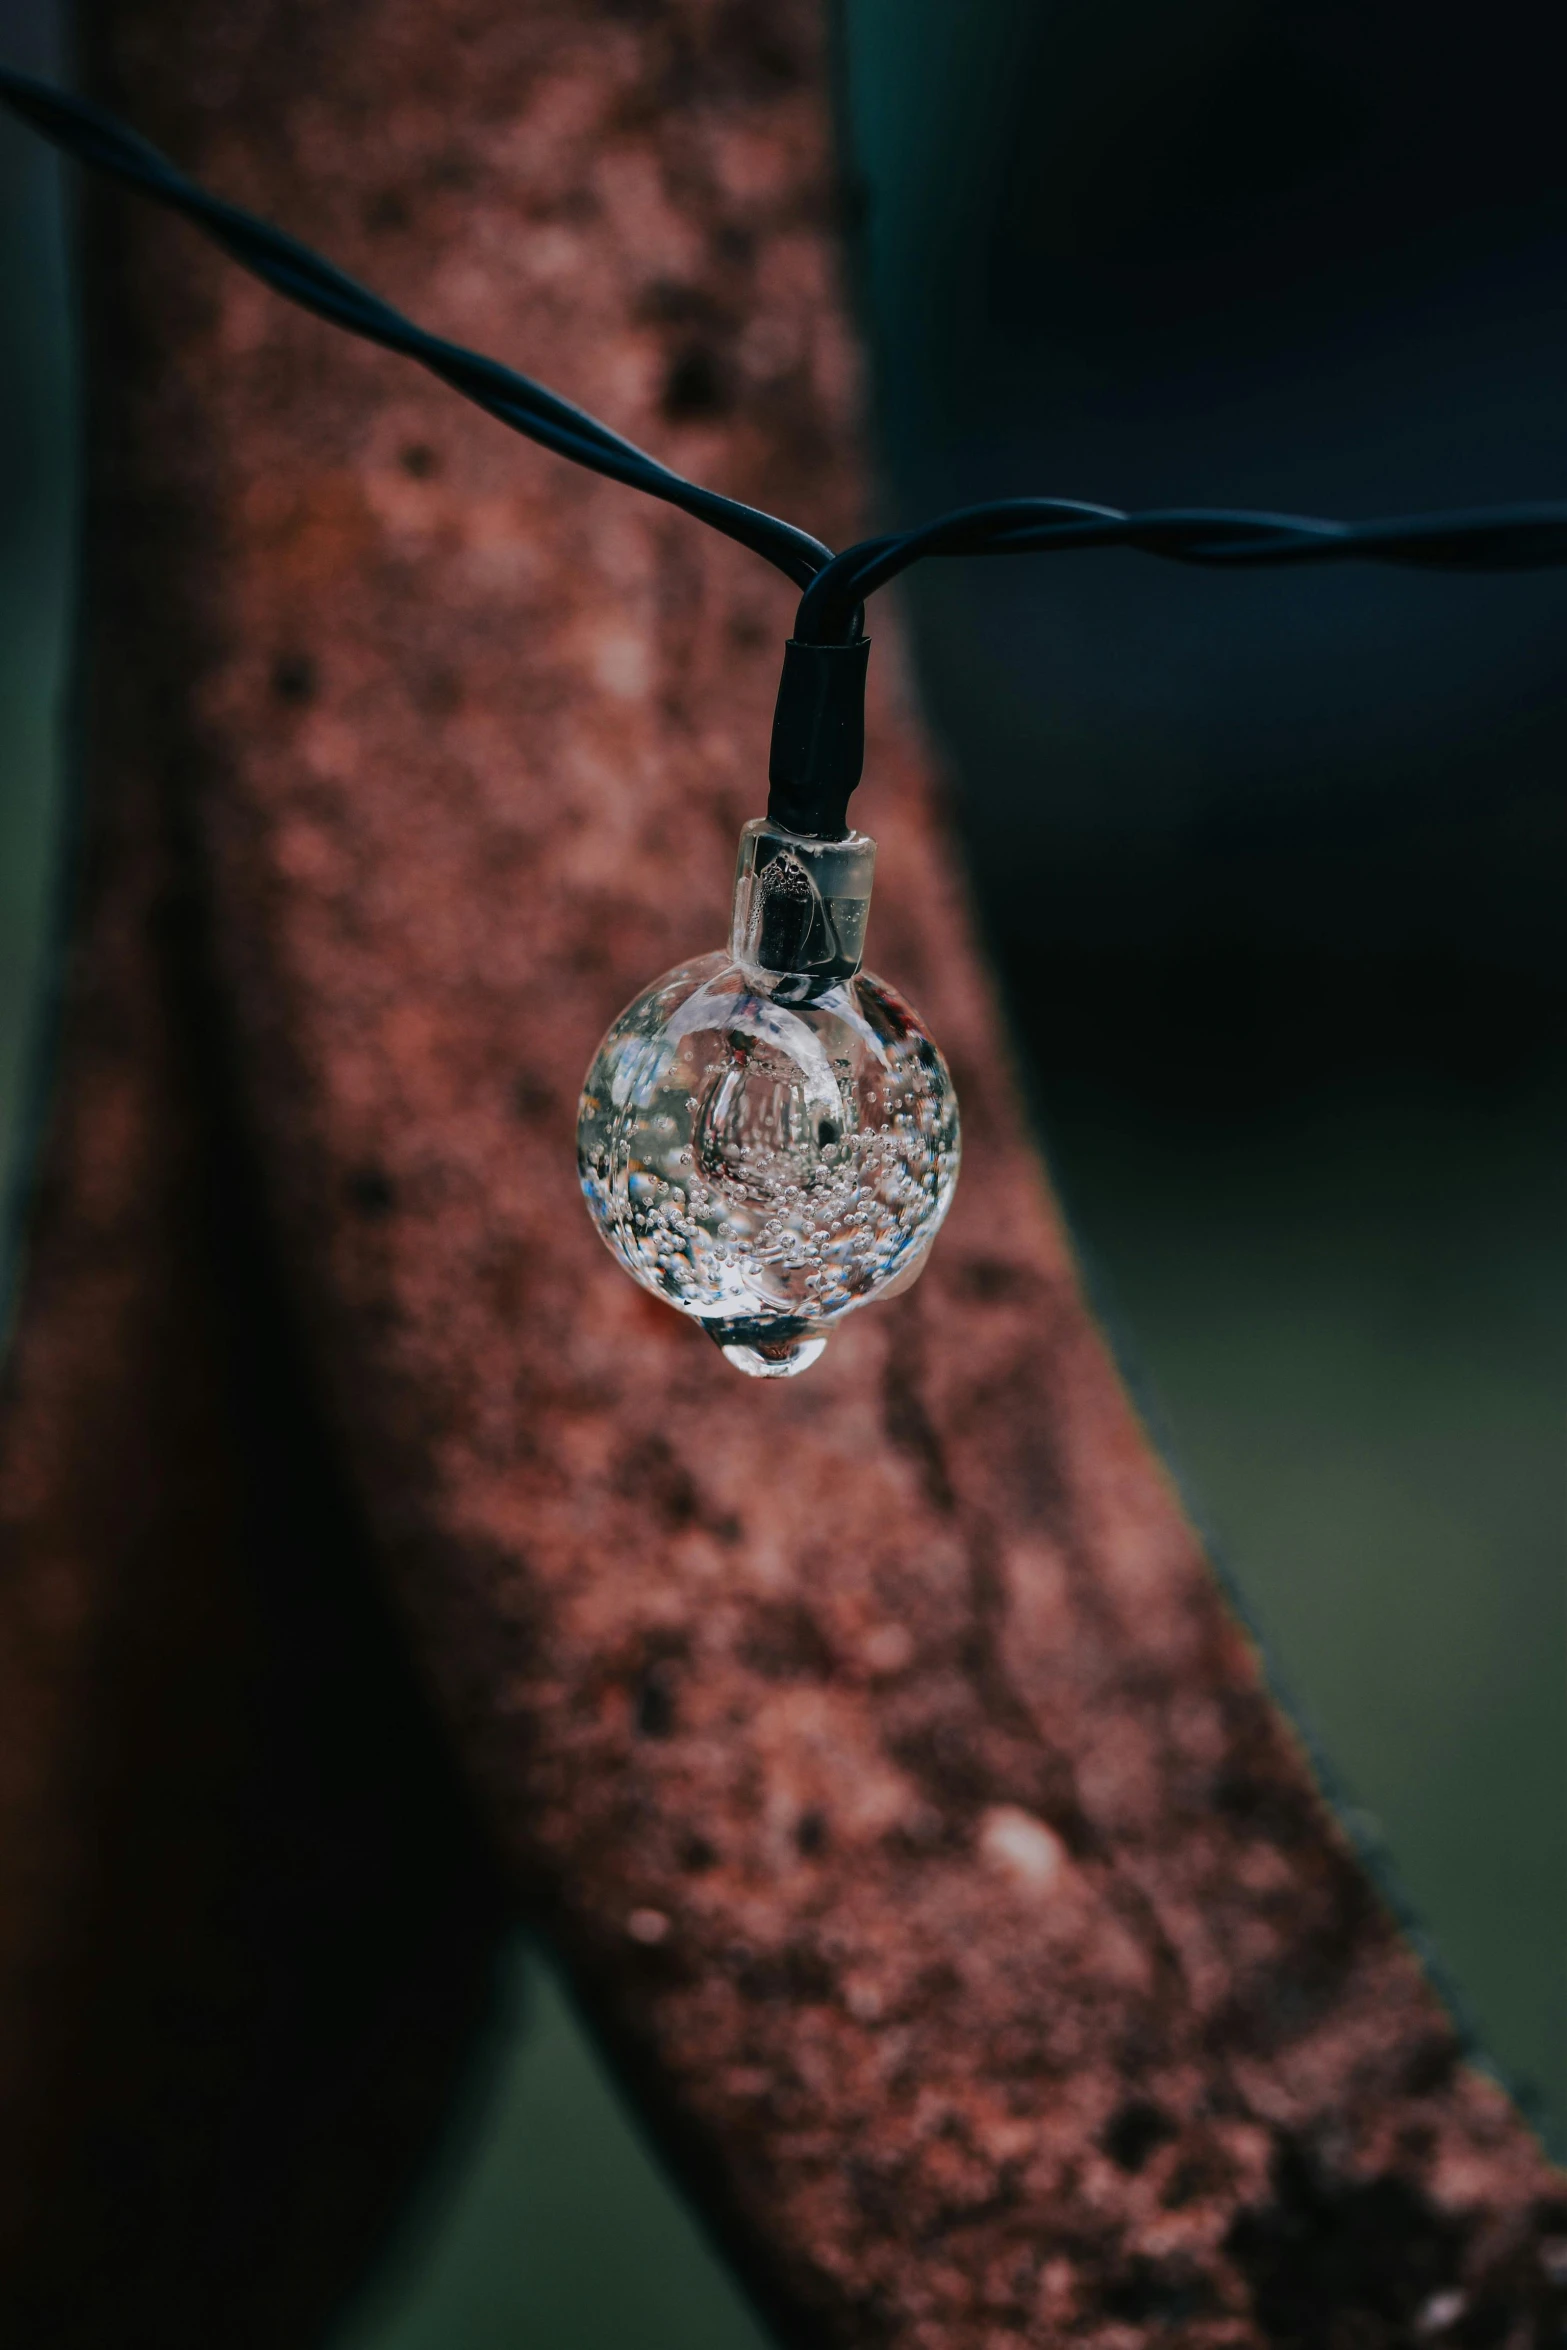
[{"left": 731, "top": 816, "right": 876, "bottom": 996}]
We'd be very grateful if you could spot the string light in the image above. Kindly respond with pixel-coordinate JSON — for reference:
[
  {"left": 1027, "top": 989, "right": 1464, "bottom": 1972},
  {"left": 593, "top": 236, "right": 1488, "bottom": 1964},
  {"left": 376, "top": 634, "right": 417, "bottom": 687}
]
[{"left": 6, "top": 66, "right": 1563, "bottom": 1371}]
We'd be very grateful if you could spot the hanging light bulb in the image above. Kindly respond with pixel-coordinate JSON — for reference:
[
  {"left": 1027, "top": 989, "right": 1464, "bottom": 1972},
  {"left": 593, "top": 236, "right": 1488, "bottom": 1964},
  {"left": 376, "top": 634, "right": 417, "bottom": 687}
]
[{"left": 577, "top": 814, "right": 960, "bottom": 1377}]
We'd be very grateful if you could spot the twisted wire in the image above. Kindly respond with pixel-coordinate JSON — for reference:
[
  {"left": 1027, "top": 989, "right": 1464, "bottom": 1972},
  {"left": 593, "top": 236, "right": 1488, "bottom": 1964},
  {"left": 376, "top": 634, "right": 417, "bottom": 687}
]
[
  {"left": 793, "top": 500, "right": 1567, "bottom": 643},
  {"left": 7, "top": 66, "right": 1567, "bottom": 649},
  {"left": 0, "top": 67, "right": 833, "bottom": 590}
]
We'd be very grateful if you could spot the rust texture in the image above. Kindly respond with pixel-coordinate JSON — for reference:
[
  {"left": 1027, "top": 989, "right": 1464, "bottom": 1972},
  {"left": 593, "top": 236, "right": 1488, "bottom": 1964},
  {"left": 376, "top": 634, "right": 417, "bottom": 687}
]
[
  {"left": 0, "top": 122, "right": 505, "bottom": 2345},
  {"left": 25, "top": 0, "right": 1564, "bottom": 2337}
]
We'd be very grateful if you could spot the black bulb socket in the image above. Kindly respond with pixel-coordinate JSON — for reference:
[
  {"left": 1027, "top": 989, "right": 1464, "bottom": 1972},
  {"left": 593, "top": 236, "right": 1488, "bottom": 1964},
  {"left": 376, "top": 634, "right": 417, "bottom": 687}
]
[{"left": 766, "top": 636, "right": 871, "bottom": 841}]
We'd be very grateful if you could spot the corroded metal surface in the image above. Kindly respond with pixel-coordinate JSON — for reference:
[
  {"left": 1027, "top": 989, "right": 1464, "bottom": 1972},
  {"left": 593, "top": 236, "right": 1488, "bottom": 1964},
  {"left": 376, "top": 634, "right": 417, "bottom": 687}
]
[
  {"left": 0, "top": 90, "right": 505, "bottom": 2337},
  {"left": 31, "top": 0, "right": 1566, "bottom": 2335}
]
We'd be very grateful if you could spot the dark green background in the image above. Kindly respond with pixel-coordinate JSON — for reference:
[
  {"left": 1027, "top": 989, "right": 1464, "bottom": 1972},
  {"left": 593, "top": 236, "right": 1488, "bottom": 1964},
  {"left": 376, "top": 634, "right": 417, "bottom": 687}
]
[{"left": 0, "top": 3, "right": 1560, "bottom": 2340}]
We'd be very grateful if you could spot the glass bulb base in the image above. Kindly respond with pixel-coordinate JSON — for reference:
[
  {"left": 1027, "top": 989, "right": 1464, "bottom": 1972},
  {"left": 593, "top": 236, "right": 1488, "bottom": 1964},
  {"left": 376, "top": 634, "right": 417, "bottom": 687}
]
[{"left": 713, "top": 1324, "right": 829, "bottom": 1379}]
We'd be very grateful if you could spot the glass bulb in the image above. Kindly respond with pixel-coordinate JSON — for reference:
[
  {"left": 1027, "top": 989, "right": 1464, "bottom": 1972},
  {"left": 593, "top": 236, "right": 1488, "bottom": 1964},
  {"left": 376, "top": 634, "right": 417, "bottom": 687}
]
[{"left": 577, "top": 816, "right": 961, "bottom": 1376}]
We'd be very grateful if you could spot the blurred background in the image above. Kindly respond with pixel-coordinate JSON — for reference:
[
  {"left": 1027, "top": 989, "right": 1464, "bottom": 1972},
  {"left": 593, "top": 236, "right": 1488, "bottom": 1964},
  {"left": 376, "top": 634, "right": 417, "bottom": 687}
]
[{"left": 0, "top": 0, "right": 1560, "bottom": 2341}]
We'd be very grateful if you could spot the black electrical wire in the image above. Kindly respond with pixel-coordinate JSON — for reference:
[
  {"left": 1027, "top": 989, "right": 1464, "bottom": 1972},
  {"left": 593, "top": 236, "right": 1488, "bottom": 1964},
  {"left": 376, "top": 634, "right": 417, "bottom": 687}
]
[
  {"left": 794, "top": 498, "right": 1567, "bottom": 645},
  {"left": 11, "top": 66, "right": 1567, "bottom": 629},
  {"left": 8, "top": 62, "right": 1567, "bottom": 826},
  {"left": 0, "top": 68, "right": 834, "bottom": 591}
]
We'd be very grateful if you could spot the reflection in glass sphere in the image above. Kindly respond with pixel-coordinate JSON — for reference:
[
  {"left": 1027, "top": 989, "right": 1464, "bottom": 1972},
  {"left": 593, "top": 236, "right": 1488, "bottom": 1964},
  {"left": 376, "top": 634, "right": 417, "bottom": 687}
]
[{"left": 577, "top": 952, "right": 960, "bottom": 1377}]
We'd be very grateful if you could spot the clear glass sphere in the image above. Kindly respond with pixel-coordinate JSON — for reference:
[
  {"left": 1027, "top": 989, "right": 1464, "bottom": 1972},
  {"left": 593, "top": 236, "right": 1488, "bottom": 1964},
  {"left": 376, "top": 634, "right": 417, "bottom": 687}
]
[{"left": 577, "top": 951, "right": 960, "bottom": 1376}]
